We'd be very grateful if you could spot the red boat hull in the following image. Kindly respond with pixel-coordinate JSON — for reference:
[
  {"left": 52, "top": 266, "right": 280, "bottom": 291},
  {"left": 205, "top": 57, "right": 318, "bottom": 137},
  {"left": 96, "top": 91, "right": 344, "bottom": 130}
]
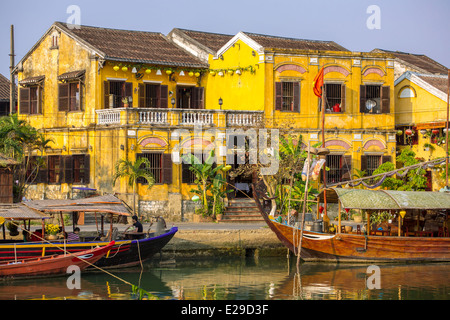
[{"left": 0, "top": 242, "right": 114, "bottom": 279}]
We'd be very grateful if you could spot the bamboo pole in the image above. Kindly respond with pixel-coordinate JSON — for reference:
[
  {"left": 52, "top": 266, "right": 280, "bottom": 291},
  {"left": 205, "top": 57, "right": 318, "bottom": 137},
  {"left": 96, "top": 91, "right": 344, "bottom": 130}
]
[
  {"left": 446, "top": 69, "right": 449, "bottom": 188},
  {"left": 338, "top": 200, "right": 342, "bottom": 234},
  {"left": 297, "top": 141, "right": 311, "bottom": 269}
]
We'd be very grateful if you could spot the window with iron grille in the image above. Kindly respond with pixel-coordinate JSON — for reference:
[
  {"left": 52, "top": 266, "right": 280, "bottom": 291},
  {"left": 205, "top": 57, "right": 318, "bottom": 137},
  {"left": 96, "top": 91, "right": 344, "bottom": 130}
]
[
  {"left": 275, "top": 82, "right": 300, "bottom": 112},
  {"left": 325, "top": 83, "right": 344, "bottom": 113},
  {"left": 104, "top": 81, "right": 133, "bottom": 108},
  {"left": 137, "top": 153, "right": 162, "bottom": 184},
  {"left": 360, "top": 85, "right": 390, "bottom": 114},
  {"left": 365, "top": 155, "right": 381, "bottom": 177},
  {"left": 326, "top": 154, "right": 352, "bottom": 184}
]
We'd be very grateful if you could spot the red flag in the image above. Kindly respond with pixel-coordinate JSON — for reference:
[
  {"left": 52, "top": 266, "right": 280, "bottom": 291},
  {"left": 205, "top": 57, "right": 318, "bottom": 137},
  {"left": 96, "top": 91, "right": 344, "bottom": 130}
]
[{"left": 313, "top": 67, "right": 324, "bottom": 98}]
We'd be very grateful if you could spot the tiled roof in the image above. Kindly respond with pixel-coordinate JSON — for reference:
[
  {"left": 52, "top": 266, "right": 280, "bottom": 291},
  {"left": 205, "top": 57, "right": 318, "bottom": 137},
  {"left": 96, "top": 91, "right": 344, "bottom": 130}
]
[
  {"left": 243, "top": 32, "right": 349, "bottom": 52},
  {"left": 173, "top": 29, "right": 234, "bottom": 53},
  {"left": 55, "top": 22, "right": 207, "bottom": 68},
  {"left": 0, "top": 74, "right": 12, "bottom": 101},
  {"left": 373, "top": 49, "right": 448, "bottom": 75},
  {"left": 416, "top": 73, "right": 449, "bottom": 94}
]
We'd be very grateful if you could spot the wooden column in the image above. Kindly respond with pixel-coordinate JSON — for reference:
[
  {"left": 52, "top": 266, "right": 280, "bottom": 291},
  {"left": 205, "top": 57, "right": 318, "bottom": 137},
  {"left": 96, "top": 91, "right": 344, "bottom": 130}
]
[{"left": 338, "top": 200, "right": 342, "bottom": 234}]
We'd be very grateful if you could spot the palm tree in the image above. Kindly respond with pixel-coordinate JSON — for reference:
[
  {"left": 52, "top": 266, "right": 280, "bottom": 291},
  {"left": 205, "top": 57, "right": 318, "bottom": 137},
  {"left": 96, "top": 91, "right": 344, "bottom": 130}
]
[{"left": 112, "top": 158, "right": 155, "bottom": 217}]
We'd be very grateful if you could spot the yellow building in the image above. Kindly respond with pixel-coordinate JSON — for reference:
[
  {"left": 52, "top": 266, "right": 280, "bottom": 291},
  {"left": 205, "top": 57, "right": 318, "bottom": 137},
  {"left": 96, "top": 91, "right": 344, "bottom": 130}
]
[
  {"left": 15, "top": 22, "right": 398, "bottom": 220},
  {"left": 172, "top": 29, "right": 397, "bottom": 186},
  {"left": 395, "top": 71, "right": 449, "bottom": 190}
]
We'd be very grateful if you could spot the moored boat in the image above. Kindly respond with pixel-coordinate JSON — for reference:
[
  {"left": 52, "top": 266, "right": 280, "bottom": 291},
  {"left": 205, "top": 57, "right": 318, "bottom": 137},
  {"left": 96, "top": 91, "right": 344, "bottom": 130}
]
[
  {"left": 0, "top": 195, "right": 178, "bottom": 268},
  {"left": 254, "top": 185, "right": 450, "bottom": 263},
  {"left": 0, "top": 241, "right": 114, "bottom": 279}
]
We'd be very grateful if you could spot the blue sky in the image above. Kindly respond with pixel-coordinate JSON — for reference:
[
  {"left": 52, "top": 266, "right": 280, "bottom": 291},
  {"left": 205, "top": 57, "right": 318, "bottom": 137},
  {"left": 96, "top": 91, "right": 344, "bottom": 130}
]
[{"left": 0, "top": 0, "right": 449, "bottom": 78}]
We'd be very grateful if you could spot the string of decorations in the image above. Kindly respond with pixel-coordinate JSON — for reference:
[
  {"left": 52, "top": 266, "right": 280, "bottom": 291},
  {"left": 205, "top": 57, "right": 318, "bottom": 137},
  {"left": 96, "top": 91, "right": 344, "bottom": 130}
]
[{"left": 107, "top": 62, "right": 258, "bottom": 78}]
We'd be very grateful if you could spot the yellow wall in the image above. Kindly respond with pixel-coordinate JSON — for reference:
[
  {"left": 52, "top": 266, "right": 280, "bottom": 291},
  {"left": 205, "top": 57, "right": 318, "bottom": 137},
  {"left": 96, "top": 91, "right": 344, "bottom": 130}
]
[{"left": 395, "top": 77, "right": 449, "bottom": 190}]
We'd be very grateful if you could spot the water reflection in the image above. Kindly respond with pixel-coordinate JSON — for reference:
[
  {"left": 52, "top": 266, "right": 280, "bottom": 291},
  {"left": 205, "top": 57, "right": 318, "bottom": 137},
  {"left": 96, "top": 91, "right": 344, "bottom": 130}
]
[{"left": 0, "top": 257, "right": 448, "bottom": 300}]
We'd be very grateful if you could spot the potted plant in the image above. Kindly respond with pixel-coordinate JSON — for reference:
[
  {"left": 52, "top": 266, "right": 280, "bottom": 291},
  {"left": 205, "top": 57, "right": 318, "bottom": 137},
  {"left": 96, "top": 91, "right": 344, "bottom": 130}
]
[
  {"left": 45, "top": 224, "right": 60, "bottom": 240},
  {"left": 6, "top": 221, "right": 19, "bottom": 237},
  {"left": 122, "top": 97, "right": 129, "bottom": 108}
]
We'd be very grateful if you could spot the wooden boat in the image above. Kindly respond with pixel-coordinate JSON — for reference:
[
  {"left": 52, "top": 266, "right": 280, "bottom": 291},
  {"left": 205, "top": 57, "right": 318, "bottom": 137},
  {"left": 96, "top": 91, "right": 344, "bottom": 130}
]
[
  {"left": 0, "top": 195, "right": 178, "bottom": 268},
  {"left": 0, "top": 241, "right": 114, "bottom": 279},
  {"left": 253, "top": 185, "right": 450, "bottom": 262},
  {"left": 0, "top": 227, "right": 178, "bottom": 269}
]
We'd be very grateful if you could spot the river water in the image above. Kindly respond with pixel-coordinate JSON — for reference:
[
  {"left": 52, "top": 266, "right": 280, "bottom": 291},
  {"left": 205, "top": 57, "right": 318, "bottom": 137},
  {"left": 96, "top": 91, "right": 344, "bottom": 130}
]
[{"left": 0, "top": 257, "right": 449, "bottom": 300}]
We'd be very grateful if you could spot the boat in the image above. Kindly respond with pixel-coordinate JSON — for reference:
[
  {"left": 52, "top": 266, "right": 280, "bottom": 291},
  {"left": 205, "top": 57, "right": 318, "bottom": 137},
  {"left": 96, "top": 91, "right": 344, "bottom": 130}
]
[
  {"left": 253, "top": 184, "right": 450, "bottom": 263},
  {"left": 0, "top": 195, "right": 178, "bottom": 268},
  {"left": 0, "top": 241, "right": 114, "bottom": 279}
]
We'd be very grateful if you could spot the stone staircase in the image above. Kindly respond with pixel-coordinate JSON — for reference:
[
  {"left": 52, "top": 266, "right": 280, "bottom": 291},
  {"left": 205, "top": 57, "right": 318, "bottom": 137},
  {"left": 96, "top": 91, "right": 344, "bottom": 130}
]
[{"left": 220, "top": 198, "right": 265, "bottom": 223}]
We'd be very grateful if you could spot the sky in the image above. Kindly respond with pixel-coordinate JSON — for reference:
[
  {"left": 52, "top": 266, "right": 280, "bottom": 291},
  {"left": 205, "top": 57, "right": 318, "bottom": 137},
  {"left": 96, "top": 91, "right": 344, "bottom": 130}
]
[{"left": 0, "top": 0, "right": 449, "bottom": 78}]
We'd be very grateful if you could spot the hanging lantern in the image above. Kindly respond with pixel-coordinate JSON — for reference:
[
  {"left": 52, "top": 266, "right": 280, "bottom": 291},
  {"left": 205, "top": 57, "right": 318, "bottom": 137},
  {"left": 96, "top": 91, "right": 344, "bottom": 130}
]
[
  {"left": 113, "top": 66, "right": 120, "bottom": 72},
  {"left": 145, "top": 69, "right": 151, "bottom": 74},
  {"left": 405, "top": 129, "right": 413, "bottom": 136},
  {"left": 210, "top": 71, "right": 216, "bottom": 76},
  {"left": 188, "top": 71, "right": 194, "bottom": 77},
  {"left": 345, "top": 208, "right": 350, "bottom": 213},
  {"left": 432, "top": 129, "right": 440, "bottom": 135},
  {"left": 166, "top": 70, "right": 172, "bottom": 75},
  {"left": 122, "top": 66, "right": 128, "bottom": 72},
  {"left": 195, "top": 72, "right": 201, "bottom": 77},
  {"left": 318, "top": 206, "right": 324, "bottom": 214},
  {"left": 156, "top": 69, "right": 162, "bottom": 75},
  {"left": 396, "top": 130, "right": 403, "bottom": 136},
  {"left": 399, "top": 210, "right": 406, "bottom": 218}
]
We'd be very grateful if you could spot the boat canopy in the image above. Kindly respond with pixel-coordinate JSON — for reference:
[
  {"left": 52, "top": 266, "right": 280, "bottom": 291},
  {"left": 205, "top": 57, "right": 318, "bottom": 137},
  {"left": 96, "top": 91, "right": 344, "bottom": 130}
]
[
  {"left": 0, "top": 203, "right": 51, "bottom": 220},
  {"left": 318, "top": 188, "right": 450, "bottom": 210},
  {"left": 23, "top": 195, "right": 131, "bottom": 216}
]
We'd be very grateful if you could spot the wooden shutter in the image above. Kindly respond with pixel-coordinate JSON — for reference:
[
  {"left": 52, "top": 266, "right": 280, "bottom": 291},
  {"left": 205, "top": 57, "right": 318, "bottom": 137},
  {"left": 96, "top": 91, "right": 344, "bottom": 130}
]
[
  {"left": 19, "top": 87, "right": 30, "bottom": 114},
  {"left": 360, "top": 155, "right": 367, "bottom": 173},
  {"left": 382, "top": 155, "right": 392, "bottom": 164},
  {"left": 162, "top": 153, "right": 172, "bottom": 184},
  {"left": 160, "top": 85, "right": 168, "bottom": 108},
  {"left": 104, "top": 81, "right": 110, "bottom": 108},
  {"left": 139, "top": 84, "right": 146, "bottom": 108},
  {"left": 59, "top": 83, "right": 70, "bottom": 112},
  {"left": 381, "top": 86, "right": 390, "bottom": 113},
  {"left": 360, "top": 85, "right": 366, "bottom": 113},
  {"left": 193, "top": 87, "right": 204, "bottom": 109},
  {"left": 341, "top": 155, "right": 352, "bottom": 181},
  {"left": 275, "top": 82, "right": 282, "bottom": 110},
  {"left": 293, "top": 82, "right": 300, "bottom": 112},
  {"left": 83, "top": 154, "right": 90, "bottom": 184},
  {"left": 63, "top": 155, "right": 73, "bottom": 184},
  {"left": 37, "top": 157, "right": 48, "bottom": 184},
  {"left": 124, "top": 82, "right": 133, "bottom": 107},
  {"left": 340, "top": 84, "right": 346, "bottom": 112}
]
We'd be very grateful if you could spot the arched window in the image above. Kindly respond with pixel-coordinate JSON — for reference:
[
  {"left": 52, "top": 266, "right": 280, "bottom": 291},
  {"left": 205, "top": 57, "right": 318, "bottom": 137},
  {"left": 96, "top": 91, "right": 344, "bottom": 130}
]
[{"left": 399, "top": 86, "right": 416, "bottom": 98}]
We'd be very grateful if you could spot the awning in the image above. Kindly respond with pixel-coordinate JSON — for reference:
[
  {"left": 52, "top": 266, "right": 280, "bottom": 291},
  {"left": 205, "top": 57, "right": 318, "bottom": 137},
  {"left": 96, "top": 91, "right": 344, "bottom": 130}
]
[
  {"left": 57, "top": 70, "right": 85, "bottom": 82},
  {"left": 23, "top": 195, "right": 131, "bottom": 216},
  {"left": 0, "top": 203, "right": 51, "bottom": 220},
  {"left": 318, "top": 188, "right": 450, "bottom": 210},
  {"left": 19, "top": 75, "right": 45, "bottom": 86},
  {"left": 0, "top": 154, "right": 19, "bottom": 166}
]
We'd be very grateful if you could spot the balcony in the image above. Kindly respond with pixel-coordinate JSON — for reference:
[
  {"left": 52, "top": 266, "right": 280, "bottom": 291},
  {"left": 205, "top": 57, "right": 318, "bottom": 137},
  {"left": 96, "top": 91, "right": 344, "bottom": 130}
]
[{"left": 95, "top": 108, "right": 264, "bottom": 128}]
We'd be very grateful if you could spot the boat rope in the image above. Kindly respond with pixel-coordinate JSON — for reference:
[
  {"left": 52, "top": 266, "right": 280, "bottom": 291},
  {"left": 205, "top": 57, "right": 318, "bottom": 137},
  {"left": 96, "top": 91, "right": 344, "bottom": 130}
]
[
  {"left": 136, "top": 239, "right": 143, "bottom": 270},
  {"left": 16, "top": 227, "right": 151, "bottom": 298}
]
